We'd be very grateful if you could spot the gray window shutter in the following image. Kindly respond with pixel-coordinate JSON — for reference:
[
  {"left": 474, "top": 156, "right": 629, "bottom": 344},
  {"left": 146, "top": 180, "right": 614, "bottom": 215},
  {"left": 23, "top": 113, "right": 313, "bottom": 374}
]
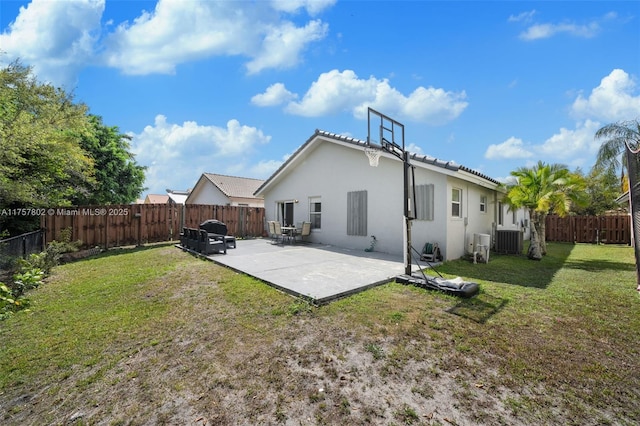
[
  {"left": 415, "top": 184, "right": 434, "bottom": 221},
  {"left": 347, "top": 190, "right": 367, "bottom": 236}
]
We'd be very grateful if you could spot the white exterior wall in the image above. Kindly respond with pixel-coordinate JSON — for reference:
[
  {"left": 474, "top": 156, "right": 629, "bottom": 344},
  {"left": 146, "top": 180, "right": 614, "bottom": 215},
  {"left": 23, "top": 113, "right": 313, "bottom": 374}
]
[
  {"left": 442, "top": 177, "right": 496, "bottom": 260},
  {"left": 228, "top": 197, "right": 264, "bottom": 208},
  {"left": 262, "top": 136, "right": 502, "bottom": 260},
  {"left": 408, "top": 167, "right": 449, "bottom": 258},
  {"left": 186, "top": 182, "right": 230, "bottom": 205},
  {"left": 496, "top": 202, "right": 531, "bottom": 241},
  {"left": 264, "top": 140, "right": 406, "bottom": 255}
]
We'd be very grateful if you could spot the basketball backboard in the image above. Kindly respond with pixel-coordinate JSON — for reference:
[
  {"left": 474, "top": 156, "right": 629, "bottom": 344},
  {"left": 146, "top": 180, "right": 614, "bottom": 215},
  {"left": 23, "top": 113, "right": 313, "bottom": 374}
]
[{"left": 367, "top": 107, "right": 405, "bottom": 158}]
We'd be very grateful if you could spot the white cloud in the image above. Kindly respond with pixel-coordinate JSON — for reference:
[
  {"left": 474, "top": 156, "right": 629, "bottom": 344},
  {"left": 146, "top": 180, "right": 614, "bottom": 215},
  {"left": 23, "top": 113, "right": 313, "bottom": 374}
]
[
  {"left": 103, "top": 0, "right": 329, "bottom": 75},
  {"left": 406, "top": 143, "right": 424, "bottom": 155},
  {"left": 484, "top": 137, "right": 534, "bottom": 160},
  {"left": 249, "top": 158, "right": 286, "bottom": 178},
  {"left": 0, "top": 0, "right": 104, "bottom": 87},
  {"left": 0, "top": 0, "right": 332, "bottom": 84},
  {"left": 508, "top": 10, "right": 536, "bottom": 23},
  {"left": 132, "top": 115, "right": 270, "bottom": 158},
  {"left": 245, "top": 19, "right": 328, "bottom": 74},
  {"left": 270, "top": 0, "right": 337, "bottom": 16},
  {"left": 519, "top": 21, "right": 600, "bottom": 40},
  {"left": 251, "top": 83, "right": 298, "bottom": 106},
  {"left": 486, "top": 120, "right": 602, "bottom": 169},
  {"left": 284, "top": 70, "right": 374, "bottom": 116},
  {"left": 538, "top": 119, "right": 602, "bottom": 162},
  {"left": 364, "top": 85, "right": 468, "bottom": 124},
  {"left": 130, "top": 115, "right": 271, "bottom": 192},
  {"left": 512, "top": 12, "right": 622, "bottom": 41},
  {"left": 572, "top": 69, "right": 640, "bottom": 121},
  {"left": 275, "top": 69, "right": 467, "bottom": 124}
]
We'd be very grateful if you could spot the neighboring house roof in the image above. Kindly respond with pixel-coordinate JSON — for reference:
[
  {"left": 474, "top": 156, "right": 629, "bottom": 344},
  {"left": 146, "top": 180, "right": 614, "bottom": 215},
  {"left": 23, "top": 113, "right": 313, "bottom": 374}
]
[
  {"left": 203, "top": 173, "right": 265, "bottom": 199},
  {"left": 186, "top": 173, "right": 265, "bottom": 205},
  {"left": 144, "top": 194, "right": 169, "bottom": 204},
  {"left": 255, "top": 129, "right": 500, "bottom": 196},
  {"left": 166, "top": 188, "right": 190, "bottom": 204}
]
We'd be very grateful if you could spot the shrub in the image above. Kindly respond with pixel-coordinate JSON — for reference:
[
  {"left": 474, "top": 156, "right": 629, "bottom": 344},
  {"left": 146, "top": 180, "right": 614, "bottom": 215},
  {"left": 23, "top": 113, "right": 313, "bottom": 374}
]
[
  {"left": 0, "top": 282, "right": 30, "bottom": 320},
  {"left": 12, "top": 267, "right": 44, "bottom": 297},
  {"left": 0, "top": 229, "right": 79, "bottom": 320},
  {"left": 23, "top": 228, "right": 82, "bottom": 274}
]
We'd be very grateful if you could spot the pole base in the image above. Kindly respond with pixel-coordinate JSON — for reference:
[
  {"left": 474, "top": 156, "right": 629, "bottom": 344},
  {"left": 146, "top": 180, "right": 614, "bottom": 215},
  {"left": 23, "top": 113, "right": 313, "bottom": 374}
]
[{"left": 396, "top": 274, "right": 479, "bottom": 298}]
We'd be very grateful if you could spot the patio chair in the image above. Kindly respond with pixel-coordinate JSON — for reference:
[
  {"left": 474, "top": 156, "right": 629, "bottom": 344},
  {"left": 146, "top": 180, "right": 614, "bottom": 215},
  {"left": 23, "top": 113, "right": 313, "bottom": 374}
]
[
  {"left": 198, "top": 229, "right": 227, "bottom": 255},
  {"left": 295, "top": 222, "right": 311, "bottom": 243},
  {"left": 199, "top": 219, "right": 236, "bottom": 249},
  {"left": 268, "top": 221, "right": 277, "bottom": 242},
  {"left": 180, "top": 227, "right": 188, "bottom": 247},
  {"left": 273, "top": 221, "right": 286, "bottom": 244},
  {"left": 187, "top": 228, "right": 199, "bottom": 251}
]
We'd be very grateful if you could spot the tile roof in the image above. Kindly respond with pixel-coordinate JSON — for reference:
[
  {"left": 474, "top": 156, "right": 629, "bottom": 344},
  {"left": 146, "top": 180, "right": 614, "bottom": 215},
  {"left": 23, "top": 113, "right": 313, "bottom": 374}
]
[
  {"left": 255, "top": 129, "right": 501, "bottom": 195},
  {"left": 316, "top": 130, "right": 501, "bottom": 185},
  {"left": 145, "top": 194, "right": 169, "bottom": 203},
  {"left": 203, "top": 173, "right": 265, "bottom": 199}
]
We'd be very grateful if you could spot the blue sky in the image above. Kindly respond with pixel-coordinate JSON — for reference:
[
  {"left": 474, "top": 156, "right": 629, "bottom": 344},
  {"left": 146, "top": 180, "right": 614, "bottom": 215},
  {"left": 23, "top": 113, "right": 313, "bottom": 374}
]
[{"left": 1, "top": 0, "right": 639, "bottom": 197}]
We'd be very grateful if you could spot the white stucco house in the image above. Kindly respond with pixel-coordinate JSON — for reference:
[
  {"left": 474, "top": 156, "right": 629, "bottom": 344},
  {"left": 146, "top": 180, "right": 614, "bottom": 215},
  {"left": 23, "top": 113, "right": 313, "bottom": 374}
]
[
  {"left": 185, "top": 173, "right": 265, "bottom": 208},
  {"left": 166, "top": 188, "right": 190, "bottom": 205},
  {"left": 255, "top": 130, "right": 527, "bottom": 261}
]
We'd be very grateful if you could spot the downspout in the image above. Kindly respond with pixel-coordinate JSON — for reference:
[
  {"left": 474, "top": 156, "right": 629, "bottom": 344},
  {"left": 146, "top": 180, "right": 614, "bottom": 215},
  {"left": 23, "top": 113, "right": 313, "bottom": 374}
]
[
  {"left": 464, "top": 184, "right": 469, "bottom": 255},
  {"left": 493, "top": 190, "right": 498, "bottom": 250}
]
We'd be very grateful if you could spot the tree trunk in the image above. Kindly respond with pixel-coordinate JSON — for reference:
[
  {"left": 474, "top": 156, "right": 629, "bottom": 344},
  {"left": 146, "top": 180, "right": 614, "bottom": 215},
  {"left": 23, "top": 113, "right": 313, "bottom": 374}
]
[
  {"left": 539, "top": 213, "right": 547, "bottom": 255},
  {"left": 528, "top": 210, "right": 543, "bottom": 260}
]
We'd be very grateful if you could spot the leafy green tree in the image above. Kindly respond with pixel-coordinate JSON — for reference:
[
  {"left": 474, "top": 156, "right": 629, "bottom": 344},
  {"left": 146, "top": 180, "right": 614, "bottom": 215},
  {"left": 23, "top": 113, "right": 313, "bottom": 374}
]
[
  {"left": 594, "top": 119, "right": 640, "bottom": 192},
  {"left": 0, "top": 61, "right": 146, "bottom": 235},
  {"left": 504, "top": 162, "right": 587, "bottom": 260},
  {"left": 0, "top": 61, "right": 94, "bottom": 234},
  {"left": 572, "top": 166, "right": 620, "bottom": 215},
  {"left": 74, "top": 115, "right": 146, "bottom": 205}
]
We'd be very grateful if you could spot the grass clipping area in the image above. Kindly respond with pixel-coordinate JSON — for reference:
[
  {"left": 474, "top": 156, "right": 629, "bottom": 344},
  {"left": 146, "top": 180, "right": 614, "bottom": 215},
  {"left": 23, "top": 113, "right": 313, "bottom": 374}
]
[{"left": 1, "top": 243, "right": 639, "bottom": 425}]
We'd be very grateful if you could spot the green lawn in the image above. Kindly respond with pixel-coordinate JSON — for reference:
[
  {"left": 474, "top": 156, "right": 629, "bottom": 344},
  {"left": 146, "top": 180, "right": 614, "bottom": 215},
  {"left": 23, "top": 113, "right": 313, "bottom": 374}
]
[{"left": 1, "top": 242, "right": 638, "bottom": 425}]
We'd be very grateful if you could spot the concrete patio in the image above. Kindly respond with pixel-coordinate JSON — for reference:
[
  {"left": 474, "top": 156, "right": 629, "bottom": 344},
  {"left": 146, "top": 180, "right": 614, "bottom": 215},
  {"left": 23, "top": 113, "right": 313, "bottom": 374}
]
[{"left": 179, "top": 238, "right": 425, "bottom": 304}]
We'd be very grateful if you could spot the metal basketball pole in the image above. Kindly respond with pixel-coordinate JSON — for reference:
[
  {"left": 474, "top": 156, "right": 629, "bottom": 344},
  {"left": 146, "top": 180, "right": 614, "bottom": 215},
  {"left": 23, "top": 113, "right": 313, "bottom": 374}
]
[
  {"left": 625, "top": 144, "right": 640, "bottom": 291},
  {"left": 403, "top": 150, "right": 412, "bottom": 275},
  {"left": 367, "top": 107, "right": 413, "bottom": 275}
]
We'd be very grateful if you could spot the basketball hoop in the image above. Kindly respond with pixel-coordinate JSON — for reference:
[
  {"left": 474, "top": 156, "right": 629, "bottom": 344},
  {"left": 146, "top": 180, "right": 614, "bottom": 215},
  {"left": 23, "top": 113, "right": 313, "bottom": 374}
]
[{"left": 364, "top": 146, "right": 381, "bottom": 167}]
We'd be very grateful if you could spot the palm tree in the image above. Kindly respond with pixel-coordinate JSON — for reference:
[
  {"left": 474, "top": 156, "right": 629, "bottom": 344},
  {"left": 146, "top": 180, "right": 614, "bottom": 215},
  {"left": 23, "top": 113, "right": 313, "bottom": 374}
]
[
  {"left": 594, "top": 119, "right": 640, "bottom": 191},
  {"left": 504, "top": 162, "right": 587, "bottom": 260},
  {"left": 595, "top": 119, "right": 640, "bottom": 291}
]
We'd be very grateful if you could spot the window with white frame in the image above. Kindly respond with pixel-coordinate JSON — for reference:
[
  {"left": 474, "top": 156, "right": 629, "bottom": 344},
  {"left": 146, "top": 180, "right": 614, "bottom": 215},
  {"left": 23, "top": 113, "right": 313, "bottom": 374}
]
[
  {"left": 309, "top": 197, "right": 321, "bottom": 229},
  {"left": 415, "top": 184, "right": 434, "bottom": 221},
  {"left": 498, "top": 201, "right": 504, "bottom": 225},
  {"left": 347, "top": 190, "right": 367, "bottom": 236},
  {"left": 451, "top": 188, "right": 462, "bottom": 218},
  {"left": 512, "top": 208, "right": 517, "bottom": 225},
  {"left": 480, "top": 195, "right": 487, "bottom": 213}
]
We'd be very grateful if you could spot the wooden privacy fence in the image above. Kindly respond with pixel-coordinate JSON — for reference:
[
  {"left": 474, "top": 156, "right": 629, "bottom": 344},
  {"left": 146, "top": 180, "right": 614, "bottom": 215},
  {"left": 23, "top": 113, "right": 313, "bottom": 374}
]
[
  {"left": 181, "top": 204, "right": 265, "bottom": 238},
  {"left": 545, "top": 214, "right": 630, "bottom": 244},
  {"left": 41, "top": 204, "right": 265, "bottom": 249}
]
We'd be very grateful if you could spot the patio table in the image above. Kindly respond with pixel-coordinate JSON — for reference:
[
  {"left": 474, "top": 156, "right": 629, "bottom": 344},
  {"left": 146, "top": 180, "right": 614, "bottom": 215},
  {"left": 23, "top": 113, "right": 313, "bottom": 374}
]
[{"left": 281, "top": 226, "right": 298, "bottom": 243}]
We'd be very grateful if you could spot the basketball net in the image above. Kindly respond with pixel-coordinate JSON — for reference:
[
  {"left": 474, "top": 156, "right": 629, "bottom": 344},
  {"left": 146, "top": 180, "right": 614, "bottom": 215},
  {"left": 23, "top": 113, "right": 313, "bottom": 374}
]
[{"left": 364, "top": 146, "right": 381, "bottom": 167}]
